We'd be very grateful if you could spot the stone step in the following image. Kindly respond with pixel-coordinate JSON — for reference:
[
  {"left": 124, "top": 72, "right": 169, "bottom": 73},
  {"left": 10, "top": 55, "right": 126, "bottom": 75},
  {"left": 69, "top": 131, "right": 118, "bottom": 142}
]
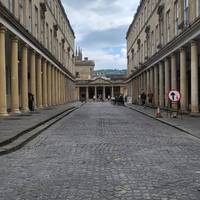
[{"left": 0, "top": 106, "right": 79, "bottom": 156}]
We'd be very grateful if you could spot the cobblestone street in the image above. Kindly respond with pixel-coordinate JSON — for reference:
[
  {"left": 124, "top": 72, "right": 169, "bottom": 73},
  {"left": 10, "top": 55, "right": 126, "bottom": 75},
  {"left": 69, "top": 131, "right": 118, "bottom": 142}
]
[{"left": 0, "top": 103, "right": 200, "bottom": 200}]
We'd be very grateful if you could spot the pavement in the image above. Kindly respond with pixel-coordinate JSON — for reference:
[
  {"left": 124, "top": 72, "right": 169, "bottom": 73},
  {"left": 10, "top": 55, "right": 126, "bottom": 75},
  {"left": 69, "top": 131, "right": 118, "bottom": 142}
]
[
  {"left": 0, "top": 102, "right": 82, "bottom": 151},
  {"left": 0, "top": 102, "right": 200, "bottom": 200},
  {"left": 125, "top": 103, "right": 200, "bottom": 139}
]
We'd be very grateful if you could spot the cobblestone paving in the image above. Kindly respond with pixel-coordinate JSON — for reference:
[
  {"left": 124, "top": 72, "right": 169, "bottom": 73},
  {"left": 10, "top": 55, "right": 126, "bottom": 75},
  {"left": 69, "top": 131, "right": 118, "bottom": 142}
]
[
  {"left": 0, "top": 102, "right": 80, "bottom": 143},
  {"left": 126, "top": 103, "right": 200, "bottom": 139},
  {"left": 0, "top": 102, "right": 200, "bottom": 200}
]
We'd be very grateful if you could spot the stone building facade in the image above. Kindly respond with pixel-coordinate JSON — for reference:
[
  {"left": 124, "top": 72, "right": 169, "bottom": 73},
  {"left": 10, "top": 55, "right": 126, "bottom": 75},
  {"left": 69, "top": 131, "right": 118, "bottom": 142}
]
[
  {"left": 75, "top": 49, "right": 95, "bottom": 81},
  {"left": 0, "top": 0, "right": 76, "bottom": 116},
  {"left": 75, "top": 52, "right": 127, "bottom": 101},
  {"left": 126, "top": 0, "right": 200, "bottom": 114}
]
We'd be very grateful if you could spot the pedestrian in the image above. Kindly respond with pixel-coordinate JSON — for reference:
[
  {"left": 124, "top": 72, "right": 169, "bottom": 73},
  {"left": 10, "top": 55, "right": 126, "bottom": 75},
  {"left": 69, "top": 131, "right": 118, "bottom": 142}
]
[
  {"left": 114, "top": 96, "right": 117, "bottom": 105},
  {"left": 28, "top": 93, "right": 34, "bottom": 111},
  {"left": 138, "top": 94, "right": 141, "bottom": 104},
  {"left": 119, "top": 94, "right": 124, "bottom": 105},
  {"left": 141, "top": 92, "right": 146, "bottom": 107},
  {"left": 148, "top": 91, "right": 153, "bottom": 106}
]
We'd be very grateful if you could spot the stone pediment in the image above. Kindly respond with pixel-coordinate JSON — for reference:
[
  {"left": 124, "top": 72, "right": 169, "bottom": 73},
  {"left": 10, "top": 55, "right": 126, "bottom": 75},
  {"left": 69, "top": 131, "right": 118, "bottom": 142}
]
[{"left": 89, "top": 77, "right": 111, "bottom": 85}]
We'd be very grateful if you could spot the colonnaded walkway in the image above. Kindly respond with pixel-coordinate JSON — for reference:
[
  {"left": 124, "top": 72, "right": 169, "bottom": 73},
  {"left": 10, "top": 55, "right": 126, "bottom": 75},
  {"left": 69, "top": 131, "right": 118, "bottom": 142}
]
[{"left": 0, "top": 103, "right": 200, "bottom": 200}]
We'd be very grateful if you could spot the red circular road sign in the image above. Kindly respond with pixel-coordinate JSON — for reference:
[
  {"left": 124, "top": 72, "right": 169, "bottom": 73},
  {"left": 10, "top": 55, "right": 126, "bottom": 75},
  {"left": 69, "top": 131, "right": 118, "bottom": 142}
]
[{"left": 168, "top": 90, "right": 181, "bottom": 102}]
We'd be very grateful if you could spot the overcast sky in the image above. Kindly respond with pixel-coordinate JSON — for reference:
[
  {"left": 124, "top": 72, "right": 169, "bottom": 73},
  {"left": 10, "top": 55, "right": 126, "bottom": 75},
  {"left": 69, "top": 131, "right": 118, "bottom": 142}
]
[{"left": 61, "top": 0, "right": 140, "bottom": 70}]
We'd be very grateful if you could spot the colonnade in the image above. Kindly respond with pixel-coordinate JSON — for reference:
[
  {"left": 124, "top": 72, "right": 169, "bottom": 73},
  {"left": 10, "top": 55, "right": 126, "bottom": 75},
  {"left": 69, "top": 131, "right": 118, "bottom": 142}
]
[
  {"left": 78, "top": 86, "right": 116, "bottom": 101},
  {"left": 0, "top": 25, "right": 74, "bottom": 116},
  {"left": 87, "top": 86, "right": 114, "bottom": 100},
  {"left": 129, "top": 40, "right": 199, "bottom": 114}
]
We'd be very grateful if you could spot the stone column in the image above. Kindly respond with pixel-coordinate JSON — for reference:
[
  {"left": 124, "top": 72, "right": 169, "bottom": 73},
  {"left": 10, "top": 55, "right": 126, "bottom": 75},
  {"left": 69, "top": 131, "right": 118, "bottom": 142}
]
[
  {"left": 76, "top": 87, "right": 79, "bottom": 101},
  {"left": 154, "top": 65, "right": 159, "bottom": 106},
  {"left": 61, "top": 74, "right": 63, "bottom": 104},
  {"left": 21, "top": 45, "right": 29, "bottom": 112},
  {"left": 164, "top": 58, "right": 170, "bottom": 107},
  {"left": 191, "top": 41, "right": 199, "bottom": 113},
  {"left": 143, "top": 73, "right": 145, "bottom": 92},
  {"left": 36, "top": 55, "right": 43, "bottom": 108},
  {"left": 57, "top": 71, "right": 60, "bottom": 104},
  {"left": 133, "top": 80, "right": 136, "bottom": 98},
  {"left": 147, "top": 70, "right": 150, "bottom": 95},
  {"left": 63, "top": 76, "right": 66, "bottom": 103},
  {"left": 0, "top": 26, "right": 8, "bottom": 116},
  {"left": 171, "top": 54, "right": 177, "bottom": 90},
  {"left": 54, "top": 69, "right": 57, "bottom": 105},
  {"left": 67, "top": 80, "right": 69, "bottom": 102},
  {"left": 69, "top": 81, "right": 71, "bottom": 102},
  {"left": 47, "top": 63, "right": 52, "bottom": 106},
  {"left": 11, "top": 37, "right": 20, "bottom": 113},
  {"left": 62, "top": 76, "right": 64, "bottom": 103},
  {"left": 51, "top": 66, "right": 55, "bottom": 105},
  {"left": 150, "top": 68, "right": 154, "bottom": 93},
  {"left": 138, "top": 75, "right": 141, "bottom": 93},
  {"left": 65, "top": 77, "right": 67, "bottom": 103},
  {"left": 54, "top": 68, "right": 57, "bottom": 105},
  {"left": 180, "top": 47, "right": 187, "bottom": 111},
  {"left": 95, "top": 86, "right": 97, "bottom": 99},
  {"left": 137, "top": 77, "right": 139, "bottom": 95},
  {"left": 42, "top": 59, "right": 47, "bottom": 107},
  {"left": 61, "top": 73, "right": 64, "bottom": 104},
  {"left": 62, "top": 75, "right": 65, "bottom": 104},
  {"left": 171, "top": 54, "right": 177, "bottom": 109},
  {"left": 103, "top": 86, "right": 106, "bottom": 100},
  {"left": 159, "top": 62, "right": 164, "bottom": 107},
  {"left": 86, "top": 87, "right": 89, "bottom": 101},
  {"left": 59, "top": 71, "right": 61, "bottom": 104},
  {"left": 62, "top": 74, "right": 64, "bottom": 104},
  {"left": 111, "top": 86, "right": 114, "bottom": 97},
  {"left": 55, "top": 69, "right": 58, "bottom": 105},
  {"left": 146, "top": 70, "right": 150, "bottom": 104},
  {"left": 144, "top": 72, "right": 147, "bottom": 94},
  {"left": 30, "top": 50, "right": 36, "bottom": 108}
]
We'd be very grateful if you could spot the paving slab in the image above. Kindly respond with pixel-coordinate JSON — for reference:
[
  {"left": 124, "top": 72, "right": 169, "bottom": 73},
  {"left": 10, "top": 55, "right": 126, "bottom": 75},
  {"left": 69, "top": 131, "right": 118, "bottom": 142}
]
[
  {"left": 126, "top": 103, "right": 200, "bottom": 139},
  {"left": 0, "top": 102, "right": 200, "bottom": 199},
  {"left": 0, "top": 102, "right": 82, "bottom": 145}
]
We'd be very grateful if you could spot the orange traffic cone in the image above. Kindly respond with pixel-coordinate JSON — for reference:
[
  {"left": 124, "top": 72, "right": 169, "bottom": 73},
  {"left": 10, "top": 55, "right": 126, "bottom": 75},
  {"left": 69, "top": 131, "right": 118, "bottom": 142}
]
[{"left": 156, "top": 107, "right": 162, "bottom": 118}]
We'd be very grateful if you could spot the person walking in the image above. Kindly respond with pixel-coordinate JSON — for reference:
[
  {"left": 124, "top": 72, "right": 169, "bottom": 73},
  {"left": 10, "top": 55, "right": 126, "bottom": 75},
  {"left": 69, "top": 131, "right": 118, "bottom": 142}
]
[
  {"left": 28, "top": 93, "right": 35, "bottom": 111},
  {"left": 148, "top": 91, "right": 154, "bottom": 107},
  {"left": 141, "top": 91, "right": 147, "bottom": 107}
]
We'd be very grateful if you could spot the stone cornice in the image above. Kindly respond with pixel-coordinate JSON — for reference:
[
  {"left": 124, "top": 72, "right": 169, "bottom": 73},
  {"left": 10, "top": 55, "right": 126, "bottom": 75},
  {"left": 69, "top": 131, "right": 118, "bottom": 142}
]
[
  {"left": 45, "top": 0, "right": 75, "bottom": 47},
  {"left": 0, "top": 2, "right": 75, "bottom": 81},
  {"left": 75, "top": 60, "right": 95, "bottom": 67},
  {"left": 76, "top": 77, "right": 126, "bottom": 85},
  {"left": 55, "top": 0, "right": 75, "bottom": 38},
  {"left": 126, "top": 0, "right": 161, "bottom": 52},
  {"left": 125, "top": 17, "right": 200, "bottom": 83}
]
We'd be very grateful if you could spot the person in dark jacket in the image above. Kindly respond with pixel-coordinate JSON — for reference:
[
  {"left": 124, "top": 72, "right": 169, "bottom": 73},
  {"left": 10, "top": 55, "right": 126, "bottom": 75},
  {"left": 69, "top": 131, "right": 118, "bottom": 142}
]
[
  {"left": 28, "top": 93, "right": 34, "bottom": 111},
  {"left": 141, "top": 92, "right": 147, "bottom": 106}
]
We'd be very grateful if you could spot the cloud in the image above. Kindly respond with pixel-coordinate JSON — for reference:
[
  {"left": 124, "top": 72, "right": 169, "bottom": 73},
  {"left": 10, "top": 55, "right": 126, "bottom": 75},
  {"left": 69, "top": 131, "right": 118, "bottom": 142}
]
[
  {"left": 78, "top": 25, "right": 128, "bottom": 49},
  {"left": 62, "top": 0, "right": 140, "bottom": 69},
  {"left": 84, "top": 48, "right": 127, "bottom": 70}
]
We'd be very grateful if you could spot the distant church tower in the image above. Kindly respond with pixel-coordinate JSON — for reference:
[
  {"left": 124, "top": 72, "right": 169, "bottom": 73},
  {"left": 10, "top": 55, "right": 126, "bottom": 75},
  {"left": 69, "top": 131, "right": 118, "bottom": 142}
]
[{"left": 76, "top": 47, "right": 83, "bottom": 61}]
